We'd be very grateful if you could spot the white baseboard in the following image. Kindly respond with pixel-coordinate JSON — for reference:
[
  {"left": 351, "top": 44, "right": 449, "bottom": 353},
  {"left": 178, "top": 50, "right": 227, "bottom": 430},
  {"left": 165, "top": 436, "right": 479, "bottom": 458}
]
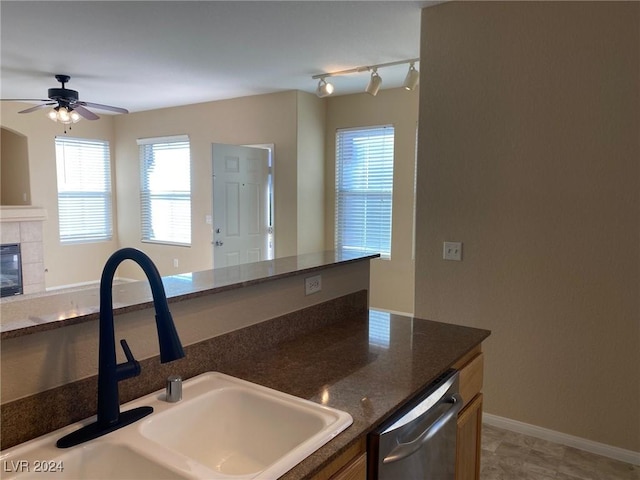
[{"left": 483, "top": 413, "right": 640, "bottom": 466}]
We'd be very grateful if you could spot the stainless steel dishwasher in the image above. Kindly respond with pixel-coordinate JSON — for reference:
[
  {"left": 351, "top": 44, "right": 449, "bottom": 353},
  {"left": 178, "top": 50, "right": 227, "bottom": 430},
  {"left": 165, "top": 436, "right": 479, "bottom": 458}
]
[{"left": 368, "top": 370, "right": 462, "bottom": 479}]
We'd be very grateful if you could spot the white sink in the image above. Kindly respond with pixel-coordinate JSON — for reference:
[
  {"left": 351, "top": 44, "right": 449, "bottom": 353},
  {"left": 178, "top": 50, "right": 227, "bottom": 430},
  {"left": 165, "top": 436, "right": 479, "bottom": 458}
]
[
  {"left": 0, "top": 373, "right": 352, "bottom": 479},
  {"left": 8, "top": 443, "right": 190, "bottom": 480},
  {"left": 140, "top": 373, "right": 351, "bottom": 478}
]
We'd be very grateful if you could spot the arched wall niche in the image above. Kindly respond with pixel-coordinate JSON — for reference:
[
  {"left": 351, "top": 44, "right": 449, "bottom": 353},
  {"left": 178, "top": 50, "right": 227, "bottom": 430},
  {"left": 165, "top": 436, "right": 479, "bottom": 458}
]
[{"left": 1, "top": 126, "right": 31, "bottom": 205}]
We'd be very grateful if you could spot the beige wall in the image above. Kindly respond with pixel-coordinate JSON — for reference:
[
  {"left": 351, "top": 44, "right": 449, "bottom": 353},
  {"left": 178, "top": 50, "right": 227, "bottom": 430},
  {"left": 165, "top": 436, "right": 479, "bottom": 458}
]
[
  {"left": 113, "top": 91, "right": 302, "bottom": 280},
  {"left": 296, "top": 91, "right": 326, "bottom": 255},
  {"left": 325, "top": 88, "right": 418, "bottom": 314},
  {"left": 1, "top": 127, "right": 31, "bottom": 205},
  {"left": 0, "top": 104, "right": 119, "bottom": 287},
  {"left": 416, "top": 2, "right": 639, "bottom": 452}
]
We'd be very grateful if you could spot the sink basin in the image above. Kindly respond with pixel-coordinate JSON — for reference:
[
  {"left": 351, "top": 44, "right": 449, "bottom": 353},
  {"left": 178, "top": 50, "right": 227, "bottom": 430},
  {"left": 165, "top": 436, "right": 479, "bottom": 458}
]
[
  {"left": 140, "top": 373, "right": 352, "bottom": 478},
  {"left": 0, "top": 372, "right": 352, "bottom": 479},
  {"left": 10, "top": 443, "right": 189, "bottom": 480}
]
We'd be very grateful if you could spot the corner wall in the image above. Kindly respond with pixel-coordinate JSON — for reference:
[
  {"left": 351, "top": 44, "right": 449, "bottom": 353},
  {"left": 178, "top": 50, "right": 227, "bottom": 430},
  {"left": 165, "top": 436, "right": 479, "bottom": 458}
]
[
  {"left": 416, "top": 2, "right": 639, "bottom": 451},
  {"left": 325, "top": 88, "right": 419, "bottom": 314},
  {"left": 296, "top": 91, "right": 326, "bottom": 255}
]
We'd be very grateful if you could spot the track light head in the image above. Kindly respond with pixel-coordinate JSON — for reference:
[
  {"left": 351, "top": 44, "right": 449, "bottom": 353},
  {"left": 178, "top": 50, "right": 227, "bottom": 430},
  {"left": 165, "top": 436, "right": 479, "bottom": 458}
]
[
  {"left": 316, "top": 78, "right": 334, "bottom": 98},
  {"left": 366, "top": 69, "right": 382, "bottom": 96},
  {"left": 403, "top": 63, "right": 420, "bottom": 91}
]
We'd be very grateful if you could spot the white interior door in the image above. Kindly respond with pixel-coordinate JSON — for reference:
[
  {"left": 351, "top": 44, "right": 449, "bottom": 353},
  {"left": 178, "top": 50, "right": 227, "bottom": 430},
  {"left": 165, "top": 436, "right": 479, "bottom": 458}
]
[{"left": 212, "top": 143, "right": 271, "bottom": 268}]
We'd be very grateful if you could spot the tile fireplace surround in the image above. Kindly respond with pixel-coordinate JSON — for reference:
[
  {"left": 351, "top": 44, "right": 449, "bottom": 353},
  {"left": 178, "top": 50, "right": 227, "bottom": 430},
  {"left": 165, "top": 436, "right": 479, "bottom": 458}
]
[{"left": 0, "top": 206, "right": 46, "bottom": 295}]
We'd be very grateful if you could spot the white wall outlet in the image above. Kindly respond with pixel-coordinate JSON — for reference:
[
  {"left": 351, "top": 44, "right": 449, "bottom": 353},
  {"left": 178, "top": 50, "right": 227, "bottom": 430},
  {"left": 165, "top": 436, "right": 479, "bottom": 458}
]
[
  {"left": 305, "top": 274, "right": 322, "bottom": 295},
  {"left": 173, "top": 258, "right": 179, "bottom": 268},
  {"left": 443, "top": 241, "right": 462, "bottom": 261}
]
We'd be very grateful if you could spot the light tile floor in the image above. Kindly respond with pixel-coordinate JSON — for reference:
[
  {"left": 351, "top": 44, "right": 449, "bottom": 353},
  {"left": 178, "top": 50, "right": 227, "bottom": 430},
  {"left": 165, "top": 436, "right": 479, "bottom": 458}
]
[{"left": 481, "top": 424, "right": 640, "bottom": 480}]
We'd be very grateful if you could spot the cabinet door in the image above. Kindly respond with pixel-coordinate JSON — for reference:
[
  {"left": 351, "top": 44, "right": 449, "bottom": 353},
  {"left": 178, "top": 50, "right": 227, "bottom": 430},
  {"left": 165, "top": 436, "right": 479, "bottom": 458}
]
[
  {"left": 331, "top": 453, "right": 366, "bottom": 480},
  {"left": 456, "top": 393, "right": 483, "bottom": 480},
  {"left": 459, "top": 353, "right": 484, "bottom": 410}
]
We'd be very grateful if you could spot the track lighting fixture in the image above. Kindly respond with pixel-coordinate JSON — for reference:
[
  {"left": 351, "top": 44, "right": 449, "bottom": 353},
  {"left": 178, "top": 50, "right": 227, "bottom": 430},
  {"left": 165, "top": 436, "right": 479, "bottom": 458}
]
[
  {"left": 316, "top": 78, "right": 334, "bottom": 98},
  {"left": 312, "top": 58, "right": 419, "bottom": 97},
  {"left": 403, "top": 62, "right": 420, "bottom": 91},
  {"left": 366, "top": 69, "right": 382, "bottom": 96}
]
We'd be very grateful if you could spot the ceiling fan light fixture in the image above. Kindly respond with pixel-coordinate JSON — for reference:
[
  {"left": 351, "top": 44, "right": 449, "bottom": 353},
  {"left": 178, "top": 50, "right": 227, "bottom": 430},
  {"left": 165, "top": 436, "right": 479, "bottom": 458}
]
[
  {"left": 3, "top": 75, "right": 128, "bottom": 126},
  {"left": 48, "top": 106, "right": 81, "bottom": 125},
  {"left": 70, "top": 110, "right": 81, "bottom": 123},
  {"left": 403, "top": 63, "right": 420, "bottom": 91}
]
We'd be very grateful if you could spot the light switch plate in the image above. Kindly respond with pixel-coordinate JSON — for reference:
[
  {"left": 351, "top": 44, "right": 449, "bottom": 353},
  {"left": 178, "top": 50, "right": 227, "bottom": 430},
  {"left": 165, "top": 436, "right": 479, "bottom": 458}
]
[{"left": 443, "top": 242, "right": 462, "bottom": 261}]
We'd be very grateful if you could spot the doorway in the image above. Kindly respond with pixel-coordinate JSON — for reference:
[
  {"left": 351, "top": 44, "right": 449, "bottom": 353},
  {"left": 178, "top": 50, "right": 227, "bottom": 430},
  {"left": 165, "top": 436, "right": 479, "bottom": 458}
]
[{"left": 211, "top": 143, "right": 274, "bottom": 268}]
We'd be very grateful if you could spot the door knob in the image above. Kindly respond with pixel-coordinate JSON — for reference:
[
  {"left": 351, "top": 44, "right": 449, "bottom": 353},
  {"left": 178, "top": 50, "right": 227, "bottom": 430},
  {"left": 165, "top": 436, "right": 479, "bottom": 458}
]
[{"left": 215, "top": 240, "right": 224, "bottom": 246}]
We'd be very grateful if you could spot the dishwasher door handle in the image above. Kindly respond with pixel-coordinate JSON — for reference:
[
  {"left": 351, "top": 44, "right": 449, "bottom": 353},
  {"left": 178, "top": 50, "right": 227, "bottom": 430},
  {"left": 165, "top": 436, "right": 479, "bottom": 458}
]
[{"left": 382, "top": 393, "right": 463, "bottom": 465}]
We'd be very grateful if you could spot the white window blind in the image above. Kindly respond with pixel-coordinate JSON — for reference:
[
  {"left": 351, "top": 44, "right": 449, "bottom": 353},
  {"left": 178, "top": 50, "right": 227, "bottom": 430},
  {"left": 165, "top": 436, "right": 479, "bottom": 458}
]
[
  {"left": 335, "top": 125, "right": 394, "bottom": 258},
  {"left": 55, "top": 137, "right": 112, "bottom": 244},
  {"left": 138, "top": 135, "right": 191, "bottom": 245}
]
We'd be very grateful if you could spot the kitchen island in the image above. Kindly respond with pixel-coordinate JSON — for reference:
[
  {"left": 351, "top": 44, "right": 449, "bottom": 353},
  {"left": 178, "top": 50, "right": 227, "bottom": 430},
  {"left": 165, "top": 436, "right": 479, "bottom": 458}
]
[
  {"left": 1, "top": 252, "right": 489, "bottom": 479},
  {"left": 0, "top": 251, "right": 378, "bottom": 338},
  {"left": 2, "top": 308, "right": 488, "bottom": 479}
]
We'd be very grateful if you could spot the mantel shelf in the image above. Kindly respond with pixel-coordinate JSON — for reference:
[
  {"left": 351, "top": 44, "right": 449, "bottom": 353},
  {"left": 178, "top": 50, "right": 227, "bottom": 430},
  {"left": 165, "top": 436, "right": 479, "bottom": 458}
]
[{"left": 0, "top": 206, "right": 47, "bottom": 223}]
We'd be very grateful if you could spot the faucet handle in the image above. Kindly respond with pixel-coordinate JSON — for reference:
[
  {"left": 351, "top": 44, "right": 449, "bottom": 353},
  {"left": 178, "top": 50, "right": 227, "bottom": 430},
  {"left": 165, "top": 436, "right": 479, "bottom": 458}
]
[
  {"left": 116, "top": 339, "right": 141, "bottom": 380},
  {"left": 120, "top": 339, "right": 136, "bottom": 362}
]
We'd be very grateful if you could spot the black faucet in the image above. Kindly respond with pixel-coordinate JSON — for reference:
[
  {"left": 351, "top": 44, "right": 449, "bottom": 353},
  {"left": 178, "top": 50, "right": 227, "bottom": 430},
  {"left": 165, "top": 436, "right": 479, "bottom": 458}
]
[{"left": 57, "top": 248, "right": 185, "bottom": 448}]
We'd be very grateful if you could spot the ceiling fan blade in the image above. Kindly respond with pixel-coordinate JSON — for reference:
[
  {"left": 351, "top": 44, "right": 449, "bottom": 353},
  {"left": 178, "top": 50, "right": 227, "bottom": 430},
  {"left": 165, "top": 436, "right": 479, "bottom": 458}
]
[
  {"left": 73, "top": 105, "right": 100, "bottom": 120},
  {"left": 77, "top": 101, "right": 128, "bottom": 114},
  {"left": 18, "top": 103, "right": 56, "bottom": 114},
  {"left": 1, "top": 98, "right": 50, "bottom": 102}
]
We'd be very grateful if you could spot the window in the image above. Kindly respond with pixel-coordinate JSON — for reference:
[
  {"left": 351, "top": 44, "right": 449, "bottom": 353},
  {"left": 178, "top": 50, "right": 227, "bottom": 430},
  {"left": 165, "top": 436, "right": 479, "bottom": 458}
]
[
  {"left": 335, "top": 125, "right": 394, "bottom": 258},
  {"left": 138, "top": 135, "right": 191, "bottom": 245},
  {"left": 55, "top": 137, "right": 112, "bottom": 244}
]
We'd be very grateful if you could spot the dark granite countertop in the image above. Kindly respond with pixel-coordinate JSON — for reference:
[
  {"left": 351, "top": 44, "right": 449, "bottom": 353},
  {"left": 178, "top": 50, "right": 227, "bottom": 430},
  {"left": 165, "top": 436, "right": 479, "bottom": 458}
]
[
  {"left": 221, "top": 310, "right": 490, "bottom": 479},
  {"left": 0, "top": 251, "right": 378, "bottom": 339}
]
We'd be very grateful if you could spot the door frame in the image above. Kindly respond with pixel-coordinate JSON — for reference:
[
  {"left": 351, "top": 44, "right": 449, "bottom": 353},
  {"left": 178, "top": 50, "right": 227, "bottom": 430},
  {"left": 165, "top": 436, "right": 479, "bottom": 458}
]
[{"left": 243, "top": 143, "right": 275, "bottom": 260}]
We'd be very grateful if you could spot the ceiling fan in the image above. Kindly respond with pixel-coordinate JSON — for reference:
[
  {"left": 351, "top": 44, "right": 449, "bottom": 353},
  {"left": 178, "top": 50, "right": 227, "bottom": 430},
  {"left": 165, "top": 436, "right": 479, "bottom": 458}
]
[{"left": 1, "top": 74, "right": 129, "bottom": 122}]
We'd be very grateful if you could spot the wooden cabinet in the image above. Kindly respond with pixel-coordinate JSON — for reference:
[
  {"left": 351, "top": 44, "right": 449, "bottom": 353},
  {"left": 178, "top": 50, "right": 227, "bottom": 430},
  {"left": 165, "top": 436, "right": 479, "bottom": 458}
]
[
  {"left": 454, "top": 347, "right": 485, "bottom": 480},
  {"left": 329, "top": 453, "right": 367, "bottom": 480},
  {"left": 311, "top": 438, "right": 366, "bottom": 480},
  {"left": 456, "top": 393, "right": 483, "bottom": 480}
]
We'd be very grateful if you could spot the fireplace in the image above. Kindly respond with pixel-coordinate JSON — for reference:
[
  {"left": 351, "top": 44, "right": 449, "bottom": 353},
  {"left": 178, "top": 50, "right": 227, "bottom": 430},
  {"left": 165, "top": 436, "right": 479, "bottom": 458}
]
[
  {"left": 1, "top": 243, "right": 23, "bottom": 297},
  {"left": 1, "top": 207, "right": 46, "bottom": 294}
]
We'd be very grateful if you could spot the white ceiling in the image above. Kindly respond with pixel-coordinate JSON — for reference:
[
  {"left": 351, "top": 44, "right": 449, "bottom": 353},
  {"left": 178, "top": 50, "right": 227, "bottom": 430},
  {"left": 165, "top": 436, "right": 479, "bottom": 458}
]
[{"left": 1, "top": 1, "right": 435, "bottom": 114}]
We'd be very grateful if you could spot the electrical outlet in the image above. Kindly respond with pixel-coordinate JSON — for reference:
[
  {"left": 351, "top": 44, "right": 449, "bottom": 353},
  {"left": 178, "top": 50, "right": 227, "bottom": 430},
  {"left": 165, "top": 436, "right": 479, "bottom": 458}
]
[
  {"left": 443, "top": 242, "right": 462, "bottom": 261},
  {"left": 305, "top": 274, "right": 322, "bottom": 295},
  {"left": 173, "top": 258, "right": 179, "bottom": 268}
]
